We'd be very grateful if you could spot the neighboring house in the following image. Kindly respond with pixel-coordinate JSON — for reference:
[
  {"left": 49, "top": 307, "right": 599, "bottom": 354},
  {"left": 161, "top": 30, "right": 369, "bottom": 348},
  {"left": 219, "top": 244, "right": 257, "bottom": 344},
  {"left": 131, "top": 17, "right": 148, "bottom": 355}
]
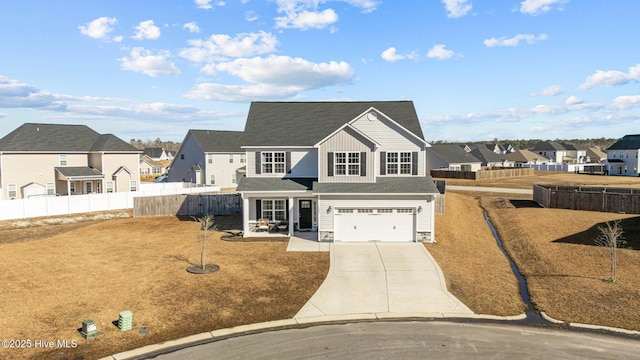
[
  {"left": 605, "top": 135, "right": 640, "bottom": 176},
  {"left": 586, "top": 146, "right": 607, "bottom": 163},
  {"left": 169, "top": 130, "right": 245, "bottom": 188},
  {"left": 531, "top": 141, "right": 587, "bottom": 164},
  {"left": 236, "top": 101, "right": 439, "bottom": 243},
  {"left": 139, "top": 155, "right": 167, "bottom": 179},
  {"left": 468, "top": 147, "right": 514, "bottom": 168},
  {"left": 142, "top": 147, "right": 174, "bottom": 161},
  {"left": 483, "top": 143, "right": 514, "bottom": 155},
  {"left": 0, "top": 123, "right": 140, "bottom": 200},
  {"left": 504, "top": 149, "right": 549, "bottom": 167},
  {"left": 426, "top": 144, "right": 482, "bottom": 172}
]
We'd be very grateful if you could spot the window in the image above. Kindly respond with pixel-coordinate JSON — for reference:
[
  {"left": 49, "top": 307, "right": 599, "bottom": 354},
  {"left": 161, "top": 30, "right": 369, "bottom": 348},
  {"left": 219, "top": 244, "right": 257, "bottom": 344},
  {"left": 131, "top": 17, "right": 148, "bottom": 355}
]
[
  {"left": 8, "top": 184, "right": 17, "bottom": 199},
  {"left": 59, "top": 154, "right": 67, "bottom": 166},
  {"left": 130, "top": 181, "right": 137, "bottom": 192},
  {"left": 397, "top": 208, "right": 414, "bottom": 213},
  {"left": 386, "top": 152, "right": 412, "bottom": 174},
  {"left": 262, "top": 199, "right": 286, "bottom": 221},
  {"left": 86, "top": 182, "right": 93, "bottom": 194},
  {"left": 180, "top": 154, "right": 185, "bottom": 160},
  {"left": 261, "top": 152, "right": 285, "bottom": 174},
  {"left": 46, "top": 182, "right": 55, "bottom": 196},
  {"left": 141, "top": 168, "right": 149, "bottom": 175},
  {"left": 70, "top": 182, "right": 75, "bottom": 194},
  {"left": 357, "top": 209, "right": 373, "bottom": 213},
  {"left": 106, "top": 182, "right": 114, "bottom": 193},
  {"left": 377, "top": 209, "right": 393, "bottom": 213},
  {"left": 210, "top": 175, "right": 216, "bottom": 185},
  {"left": 232, "top": 174, "right": 237, "bottom": 184},
  {"left": 207, "top": 154, "right": 213, "bottom": 164},
  {"left": 96, "top": 182, "right": 101, "bottom": 193},
  {"left": 229, "top": 154, "right": 234, "bottom": 163},
  {"left": 337, "top": 209, "right": 353, "bottom": 214},
  {"left": 335, "top": 152, "right": 360, "bottom": 175},
  {"left": 153, "top": 167, "right": 161, "bottom": 175},
  {"left": 240, "top": 154, "right": 246, "bottom": 163}
]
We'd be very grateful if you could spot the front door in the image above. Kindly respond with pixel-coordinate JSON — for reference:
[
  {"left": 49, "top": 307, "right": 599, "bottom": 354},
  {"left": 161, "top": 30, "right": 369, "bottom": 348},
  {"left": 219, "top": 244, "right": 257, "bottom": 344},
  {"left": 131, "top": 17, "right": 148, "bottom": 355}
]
[{"left": 299, "top": 200, "right": 312, "bottom": 229}]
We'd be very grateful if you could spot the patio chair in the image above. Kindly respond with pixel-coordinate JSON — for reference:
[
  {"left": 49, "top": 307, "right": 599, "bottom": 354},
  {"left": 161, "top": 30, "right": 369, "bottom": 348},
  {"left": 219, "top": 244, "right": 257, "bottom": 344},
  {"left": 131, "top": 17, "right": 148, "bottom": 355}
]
[
  {"left": 277, "top": 221, "right": 288, "bottom": 233},
  {"left": 258, "top": 218, "right": 270, "bottom": 232}
]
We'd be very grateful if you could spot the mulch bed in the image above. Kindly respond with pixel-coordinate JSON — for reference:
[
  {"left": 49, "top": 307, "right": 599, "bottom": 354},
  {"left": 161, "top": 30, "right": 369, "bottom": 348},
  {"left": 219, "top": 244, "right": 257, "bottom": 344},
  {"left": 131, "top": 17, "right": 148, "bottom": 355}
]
[{"left": 221, "top": 232, "right": 289, "bottom": 242}]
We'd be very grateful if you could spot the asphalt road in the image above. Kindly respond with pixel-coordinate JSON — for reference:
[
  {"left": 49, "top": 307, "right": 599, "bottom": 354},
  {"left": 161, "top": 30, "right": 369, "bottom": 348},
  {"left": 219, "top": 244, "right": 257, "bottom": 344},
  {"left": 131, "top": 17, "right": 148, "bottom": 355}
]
[{"left": 147, "top": 321, "right": 640, "bottom": 360}]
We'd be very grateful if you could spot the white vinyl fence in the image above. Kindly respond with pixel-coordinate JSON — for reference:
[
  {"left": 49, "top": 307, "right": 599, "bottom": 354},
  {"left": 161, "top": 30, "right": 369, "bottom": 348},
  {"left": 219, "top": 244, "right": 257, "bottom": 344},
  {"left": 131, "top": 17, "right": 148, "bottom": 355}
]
[{"left": 0, "top": 183, "right": 221, "bottom": 221}]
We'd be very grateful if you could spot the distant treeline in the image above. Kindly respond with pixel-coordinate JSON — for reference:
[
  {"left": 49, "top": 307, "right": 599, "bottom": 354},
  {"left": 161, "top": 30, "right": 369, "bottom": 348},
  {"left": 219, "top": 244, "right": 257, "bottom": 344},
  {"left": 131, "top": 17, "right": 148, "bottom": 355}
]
[
  {"left": 429, "top": 137, "right": 619, "bottom": 150},
  {"left": 129, "top": 138, "right": 181, "bottom": 152}
]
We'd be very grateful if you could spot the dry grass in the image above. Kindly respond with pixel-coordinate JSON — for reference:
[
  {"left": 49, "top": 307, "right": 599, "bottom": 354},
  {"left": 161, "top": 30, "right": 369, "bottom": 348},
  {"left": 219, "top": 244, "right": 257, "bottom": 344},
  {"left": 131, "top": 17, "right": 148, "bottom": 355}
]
[
  {"left": 426, "top": 192, "right": 525, "bottom": 315},
  {"left": 438, "top": 171, "right": 640, "bottom": 190},
  {"left": 481, "top": 197, "right": 640, "bottom": 330},
  {"left": 0, "top": 216, "right": 328, "bottom": 360}
]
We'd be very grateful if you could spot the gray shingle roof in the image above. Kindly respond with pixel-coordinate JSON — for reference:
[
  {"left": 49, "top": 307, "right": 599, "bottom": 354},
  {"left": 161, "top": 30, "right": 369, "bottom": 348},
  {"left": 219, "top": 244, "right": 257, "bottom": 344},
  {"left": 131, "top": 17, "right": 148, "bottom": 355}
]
[
  {"left": 313, "top": 177, "right": 439, "bottom": 194},
  {"left": 429, "top": 144, "right": 481, "bottom": 164},
  {"left": 0, "top": 123, "right": 138, "bottom": 152},
  {"left": 189, "top": 130, "right": 245, "bottom": 153},
  {"left": 55, "top": 167, "right": 104, "bottom": 178},
  {"left": 469, "top": 147, "right": 505, "bottom": 164},
  {"left": 243, "top": 101, "right": 424, "bottom": 146},
  {"left": 143, "top": 147, "right": 164, "bottom": 158},
  {"left": 607, "top": 135, "right": 640, "bottom": 150},
  {"left": 236, "top": 177, "right": 316, "bottom": 192}
]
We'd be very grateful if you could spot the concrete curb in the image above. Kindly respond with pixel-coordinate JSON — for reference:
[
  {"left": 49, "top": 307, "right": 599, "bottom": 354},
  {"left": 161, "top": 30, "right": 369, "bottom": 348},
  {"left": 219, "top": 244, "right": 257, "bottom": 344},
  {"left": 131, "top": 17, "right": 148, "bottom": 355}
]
[
  {"left": 540, "top": 311, "right": 640, "bottom": 336},
  {"left": 100, "top": 312, "right": 534, "bottom": 360}
]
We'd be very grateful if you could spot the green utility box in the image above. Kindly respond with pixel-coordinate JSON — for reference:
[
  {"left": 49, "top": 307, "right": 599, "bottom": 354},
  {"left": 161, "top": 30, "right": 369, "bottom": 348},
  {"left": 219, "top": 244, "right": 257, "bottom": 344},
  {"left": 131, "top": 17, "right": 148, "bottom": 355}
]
[
  {"left": 118, "top": 310, "right": 133, "bottom": 331},
  {"left": 81, "top": 319, "right": 99, "bottom": 339}
]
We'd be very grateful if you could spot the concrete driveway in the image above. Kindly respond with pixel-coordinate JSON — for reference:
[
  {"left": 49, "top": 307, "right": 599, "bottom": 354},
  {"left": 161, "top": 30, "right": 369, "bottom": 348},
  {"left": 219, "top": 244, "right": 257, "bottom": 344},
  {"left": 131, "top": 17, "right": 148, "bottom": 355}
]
[{"left": 294, "top": 242, "right": 473, "bottom": 318}]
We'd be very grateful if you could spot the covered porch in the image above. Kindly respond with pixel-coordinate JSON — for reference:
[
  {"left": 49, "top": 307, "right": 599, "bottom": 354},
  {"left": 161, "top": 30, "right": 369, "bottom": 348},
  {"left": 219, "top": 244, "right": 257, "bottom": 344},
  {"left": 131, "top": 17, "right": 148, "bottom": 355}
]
[{"left": 55, "top": 167, "right": 104, "bottom": 195}]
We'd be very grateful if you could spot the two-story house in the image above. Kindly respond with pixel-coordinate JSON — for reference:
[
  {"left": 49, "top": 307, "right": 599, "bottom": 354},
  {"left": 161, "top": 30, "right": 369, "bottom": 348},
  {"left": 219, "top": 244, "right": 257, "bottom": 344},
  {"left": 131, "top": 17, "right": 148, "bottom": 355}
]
[
  {"left": 0, "top": 123, "right": 140, "bottom": 199},
  {"left": 606, "top": 134, "right": 640, "bottom": 176},
  {"left": 236, "top": 101, "right": 439, "bottom": 243},
  {"left": 169, "top": 130, "right": 245, "bottom": 188},
  {"left": 532, "top": 141, "right": 587, "bottom": 164}
]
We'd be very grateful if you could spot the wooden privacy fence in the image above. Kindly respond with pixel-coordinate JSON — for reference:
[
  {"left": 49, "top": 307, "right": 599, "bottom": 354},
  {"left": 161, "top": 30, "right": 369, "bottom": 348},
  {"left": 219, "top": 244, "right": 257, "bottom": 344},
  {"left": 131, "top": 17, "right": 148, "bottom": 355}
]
[
  {"left": 533, "top": 185, "right": 640, "bottom": 214},
  {"left": 134, "top": 193, "right": 242, "bottom": 217},
  {"left": 431, "top": 168, "right": 533, "bottom": 180},
  {"left": 433, "top": 180, "right": 446, "bottom": 215}
]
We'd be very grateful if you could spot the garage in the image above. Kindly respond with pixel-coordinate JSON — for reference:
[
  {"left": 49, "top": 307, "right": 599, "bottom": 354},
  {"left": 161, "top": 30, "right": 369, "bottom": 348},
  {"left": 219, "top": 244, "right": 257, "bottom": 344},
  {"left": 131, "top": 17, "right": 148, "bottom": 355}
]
[{"left": 333, "top": 208, "right": 415, "bottom": 242}]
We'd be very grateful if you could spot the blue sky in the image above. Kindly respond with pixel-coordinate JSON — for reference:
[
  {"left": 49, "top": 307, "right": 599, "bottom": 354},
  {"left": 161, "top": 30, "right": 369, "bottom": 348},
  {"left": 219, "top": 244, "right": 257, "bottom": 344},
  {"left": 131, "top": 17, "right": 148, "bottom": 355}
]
[{"left": 1, "top": 0, "right": 639, "bottom": 143}]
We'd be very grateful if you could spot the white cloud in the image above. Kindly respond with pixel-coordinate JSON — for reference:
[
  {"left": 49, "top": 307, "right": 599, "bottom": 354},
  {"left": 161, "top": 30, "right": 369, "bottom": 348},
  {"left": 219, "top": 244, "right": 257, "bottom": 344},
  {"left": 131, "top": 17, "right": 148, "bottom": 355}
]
[
  {"left": 0, "top": 76, "right": 60, "bottom": 108},
  {"left": 381, "top": 47, "right": 410, "bottom": 62},
  {"left": 341, "top": 0, "right": 380, "bottom": 13},
  {"left": 442, "top": 0, "right": 472, "bottom": 18},
  {"left": 275, "top": 8, "right": 338, "bottom": 30},
  {"left": 565, "top": 95, "right": 583, "bottom": 105},
  {"left": 119, "top": 48, "right": 181, "bottom": 77},
  {"left": 245, "top": 11, "right": 259, "bottom": 22},
  {"left": 184, "top": 83, "right": 300, "bottom": 102},
  {"left": 579, "top": 64, "right": 640, "bottom": 90},
  {"left": 427, "top": 44, "right": 455, "bottom": 60},
  {"left": 532, "top": 85, "right": 563, "bottom": 96},
  {"left": 611, "top": 95, "right": 640, "bottom": 111},
  {"left": 194, "top": 0, "right": 225, "bottom": 9},
  {"left": 484, "top": 33, "right": 548, "bottom": 47},
  {"left": 78, "top": 17, "right": 118, "bottom": 40},
  {"left": 185, "top": 55, "right": 354, "bottom": 102},
  {"left": 183, "top": 21, "right": 200, "bottom": 33},
  {"left": 132, "top": 20, "right": 161, "bottom": 40},
  {"left": 180, "top": 31, "right": 278, "bottom": 62},
  {"left": 520, "top": 0, "right": 568, "bottom": 15},
  {"left": 214, "top": 55, "right": 353, "bottom": 89}
]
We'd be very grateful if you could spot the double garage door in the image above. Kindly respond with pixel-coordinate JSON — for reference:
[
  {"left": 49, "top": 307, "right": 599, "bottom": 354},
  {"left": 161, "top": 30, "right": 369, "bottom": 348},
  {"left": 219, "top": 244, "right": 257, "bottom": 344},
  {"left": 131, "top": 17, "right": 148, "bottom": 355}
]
[{"left": 334, "top": 208, "right": 415, "bottom": 242}]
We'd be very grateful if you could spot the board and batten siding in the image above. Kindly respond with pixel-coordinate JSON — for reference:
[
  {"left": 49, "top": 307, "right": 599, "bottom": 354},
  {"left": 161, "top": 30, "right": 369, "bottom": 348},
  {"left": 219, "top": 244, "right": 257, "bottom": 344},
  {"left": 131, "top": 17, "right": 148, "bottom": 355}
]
[
  {"left": 317, "top": 196, "right": 434, "bottom": 232},
  {"left": 246, "top": 148, "right": 318, "bottom": 178},
  {"left": 318, "top": 127, "right": 375, "bottom": 183}
]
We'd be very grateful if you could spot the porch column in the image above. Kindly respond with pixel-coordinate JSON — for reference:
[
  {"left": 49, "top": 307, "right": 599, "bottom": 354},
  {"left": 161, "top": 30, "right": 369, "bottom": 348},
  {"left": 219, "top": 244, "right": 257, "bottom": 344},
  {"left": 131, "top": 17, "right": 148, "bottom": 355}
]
[
  {"left": 288, "top": 196, "right": 294, "bottom": 236},
  {"left": 67, "top": 180, "right": 71, "bottom": 196},
  {"left": 242, "top": 196, "right": 250, "bottom": 236}
]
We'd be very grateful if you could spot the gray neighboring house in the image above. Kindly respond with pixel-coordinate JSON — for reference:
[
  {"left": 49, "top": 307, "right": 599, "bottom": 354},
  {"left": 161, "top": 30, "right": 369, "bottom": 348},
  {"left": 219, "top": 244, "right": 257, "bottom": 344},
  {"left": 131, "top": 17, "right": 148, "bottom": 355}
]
[
  {"left": 0, "top": 123, "right": 140, "bottom": 200},
  {"left": 426, "top": 144, "right": 482, "bottom": 172},
  {"left": 606, "top": 135, "right": 640, "bottom": 176},
  {"left": 468, "top": 146, "right": 514, "bottom": 168},
  {"left": 169, "top": 130, "right": 245, "bottom": 188},
  {"left": 532, "top": 141, "right": 587, "bottom": 164},
  {"left": 236, "top": 101, "right": 439, "bottom": 243}
]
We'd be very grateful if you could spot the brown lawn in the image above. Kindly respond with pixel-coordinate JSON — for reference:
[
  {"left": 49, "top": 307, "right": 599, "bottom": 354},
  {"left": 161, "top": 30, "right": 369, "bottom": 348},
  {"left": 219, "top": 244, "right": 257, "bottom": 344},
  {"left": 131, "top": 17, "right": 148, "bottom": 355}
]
[
  {"left": 427, "top": 192, "right": 525, "bottom": 316},
  {"left": 0, "top": 215, "right": 329, "bottom": 360}
]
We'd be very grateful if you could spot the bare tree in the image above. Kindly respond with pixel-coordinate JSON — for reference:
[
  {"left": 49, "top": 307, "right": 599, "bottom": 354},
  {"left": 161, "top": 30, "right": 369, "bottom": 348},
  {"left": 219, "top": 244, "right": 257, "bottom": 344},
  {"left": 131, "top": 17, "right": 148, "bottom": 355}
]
[
  {"left": 594, "top": 220, "right": 626, "bottom": 282},
  {"left": 194, "top": 215, "right": 217, "bottom": 270}
]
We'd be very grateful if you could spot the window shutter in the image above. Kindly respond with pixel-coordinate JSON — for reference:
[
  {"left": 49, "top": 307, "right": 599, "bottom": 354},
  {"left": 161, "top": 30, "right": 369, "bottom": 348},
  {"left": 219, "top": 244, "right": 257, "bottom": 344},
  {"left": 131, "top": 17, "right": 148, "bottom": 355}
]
[
  {"left": 255, "top": 151, "right": 261, "bottom": 174},
  {"left": 286, "top": 152, "right": 291, "bottom": 174},
  {"left": 285, "top": 199, "right": 289, "bottom": 221},
  {"left": 360, "top": 152, "right": 366, "bottom": 176},
  {"left": 328, "top": 152, "right": 334, "bottom": 177},
  {"left": 380, "top": 151, "right": 386, "bottom": 175},
  {"left": 256, "top": 199, "right": 262, "bottom": 220},
  {"left": 412, "top": 151, "right": 418, "bottom": 175}
]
